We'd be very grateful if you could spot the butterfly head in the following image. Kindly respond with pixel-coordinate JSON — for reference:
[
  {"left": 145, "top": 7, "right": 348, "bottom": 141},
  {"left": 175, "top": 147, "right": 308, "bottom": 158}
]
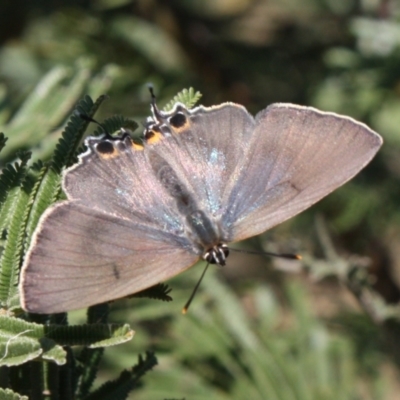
[{"left": 202, "top": 243, "right": 229, "bottom": 266}]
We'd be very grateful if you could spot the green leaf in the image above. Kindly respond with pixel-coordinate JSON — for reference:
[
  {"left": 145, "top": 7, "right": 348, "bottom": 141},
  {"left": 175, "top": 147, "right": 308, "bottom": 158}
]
[
  {"left": 131, "top": 283, "right": 173, "bottom": 302},
  {"left": 163, "top": 87, "right": 202, "bottom": 111},
  {"left": 0, "top": 153, "right": 33, "bottom": 309},
  {"left": 0, "top": 315, "right": 134, "bottom": 367},
  {"left": 0, "top": 388, "right": 29, "bottom": 400},
  {"left": 43, "top": 323, "right": 135, "bottom": 348},
  {"left": 83, "top": 352, "right": 157, "bottom": 400},
  {"left": 0, "top": 65, "right": 91, "bottom": 161},
  {"left": 0, "top": 316, "right": 65, "bottom": 367},
  {"left": 0, "top": 153, "right": 30, "bottom": 236},
  {"left": 76, "top": 347, "right": 105, "bottom": 399},
  {"left": 0, "top": 60, "right": 119, "bottom": 164},
  {"left": 130, "top": 271, "right": 378, "bottom": 400},
  {"left": 75, "top": 303, "right": 110, "bottom": 398},
  {"left": 110, "top": 16, "right": 188, "bottom": 74},
  {"left": 88, "top": 325, "right": 135, "bottom": 348},
  {"left": 93, "top": 115, "right": 139, "bottom": 137},
  {"left": 0, "top": 132, "right": 8, "bottom": 155}
]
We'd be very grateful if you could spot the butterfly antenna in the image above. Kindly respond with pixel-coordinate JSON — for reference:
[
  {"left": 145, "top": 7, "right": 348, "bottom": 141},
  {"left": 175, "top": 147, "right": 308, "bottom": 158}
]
[
  {"left": 230, "top": 247, "right": 302, "bottom": 260},
  {"left": 147, "top": 84, "right": 164, "bottom": 122},
  {"left": 182, "top": 263, "right": 210, "bottom": 314}
]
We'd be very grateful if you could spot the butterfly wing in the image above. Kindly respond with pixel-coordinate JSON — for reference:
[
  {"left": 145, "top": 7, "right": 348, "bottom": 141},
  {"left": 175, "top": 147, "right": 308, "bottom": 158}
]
[
  {"left": 63, "top": 135, "right": 187, "bottom": 233},
  {"left": 220, "top": 103, "right": 383, "bottom": 241},
  {"left": 141, "top": 103, "right": 256, "bottom": 220},
  {"left": 20, "top": 202, "right": 199, "bottom": 313}
]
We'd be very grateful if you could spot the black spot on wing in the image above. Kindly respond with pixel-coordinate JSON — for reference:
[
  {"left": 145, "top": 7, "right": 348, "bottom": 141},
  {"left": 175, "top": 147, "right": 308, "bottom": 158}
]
[
  {"left": 112, "top": 264, "right": 120, "bottom": 280},
  {"left": 96, "top": 141, "right": 114, "bottom": 155},
  {"left": 145, "top": 130, "right": 155, "bottom": 140},
  {"left": 290, "top": 182, "right": 302, "bottom": 193},
  {"left": 169, "top": 113, "right": 187, "bottom": 128}
]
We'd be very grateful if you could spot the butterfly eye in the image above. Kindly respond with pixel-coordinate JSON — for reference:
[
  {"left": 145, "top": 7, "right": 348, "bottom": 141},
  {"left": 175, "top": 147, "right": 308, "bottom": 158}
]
[{"left": 169, "top": 113, "right": 187, "bottom": 129}]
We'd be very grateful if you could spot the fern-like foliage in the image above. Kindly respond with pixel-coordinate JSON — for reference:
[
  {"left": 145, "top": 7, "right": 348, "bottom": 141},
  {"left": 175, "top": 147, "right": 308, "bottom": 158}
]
[
  {"left": 131, "top": 283, "right": 173, "bottom": 302},
  {"left": 82, "top": 352, "right": 157, "bottom": 400},
  {"left": 92, "top": 115, "right": 139, "bottom": 137},
  {"left": 0, "top": 152, "right": 31, "bottom": 230},
  {"left": 0, "top": 134, "right": 8, "bottom": 154},
  {"left": 0, "top": 64, "right": 114, "bottom": 164},
  {"left": 115, "top": 270, "right": 391, "bottom": 400},
  {"left": 0, "top": 152, "right": 32, "bottom": 308},
  {"left": 163, "top": 87, "right": 202, "bottom": 111},
  {"left": 0, "top": 388, "right": 28, "bottom": 400}
]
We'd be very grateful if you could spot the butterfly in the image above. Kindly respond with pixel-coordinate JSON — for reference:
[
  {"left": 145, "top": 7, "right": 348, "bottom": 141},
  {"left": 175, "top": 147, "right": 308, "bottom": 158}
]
[{"left": 20, "top": 97, "right": 383, "bottom": 313}]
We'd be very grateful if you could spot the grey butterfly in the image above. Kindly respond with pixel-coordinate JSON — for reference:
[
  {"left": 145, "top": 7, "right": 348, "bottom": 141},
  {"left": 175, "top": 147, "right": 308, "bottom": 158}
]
[{"left": 20, "top": 100, "right": 383, "bottom": 313}]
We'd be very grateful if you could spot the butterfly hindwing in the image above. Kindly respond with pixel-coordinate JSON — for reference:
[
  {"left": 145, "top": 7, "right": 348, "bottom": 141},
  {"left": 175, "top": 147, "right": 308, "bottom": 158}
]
[
  {"left": 64, "top": 136, "right": 186, "bottom": 234},
  {"left": 144, "top": 103, "right": 256, "bottom": 221}
]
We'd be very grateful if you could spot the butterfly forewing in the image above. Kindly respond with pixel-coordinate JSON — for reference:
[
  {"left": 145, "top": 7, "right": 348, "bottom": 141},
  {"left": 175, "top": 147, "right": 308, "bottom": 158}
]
[{"left": 222, "top": 104, "right": 383, "bottom": 241}]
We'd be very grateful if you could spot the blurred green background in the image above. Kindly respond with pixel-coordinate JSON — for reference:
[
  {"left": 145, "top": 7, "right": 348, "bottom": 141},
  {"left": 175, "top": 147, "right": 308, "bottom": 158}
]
[{"left": 1, "top": 0, "right": 400, "bottom": 398}]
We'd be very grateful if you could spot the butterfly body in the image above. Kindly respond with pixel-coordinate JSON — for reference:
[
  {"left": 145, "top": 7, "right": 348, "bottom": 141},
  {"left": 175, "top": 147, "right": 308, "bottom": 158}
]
[{"left": 20, "top": 101, "right": 382, "bottom": 313}]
